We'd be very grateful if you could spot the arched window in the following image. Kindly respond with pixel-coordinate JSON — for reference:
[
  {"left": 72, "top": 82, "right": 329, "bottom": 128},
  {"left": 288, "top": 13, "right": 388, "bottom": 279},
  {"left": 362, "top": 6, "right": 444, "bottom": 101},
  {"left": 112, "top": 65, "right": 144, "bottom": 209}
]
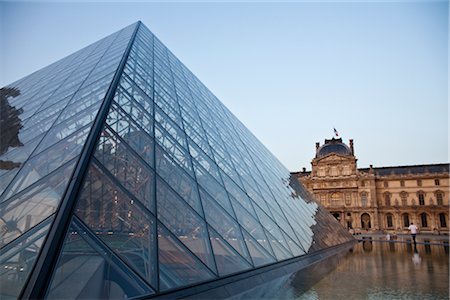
[
  {"left": 386, "top": 214, "right": 394, "bottom": 228},
  {"left": 436, "top": 191, "right": 444, "bottom": 205},
  {"left": 384, "top": 192, "right": 391, "bottom": 206},
  {"left": 420, "top": 213, "right": 428, "bottom": 228},
  {"left": 361, "top": 213, "right": 371, "bottom": 229},
  {"left": 439, "top": 213, "right": 447, "bottom": 228},
  {"left": 361, "top": 192, "right": 368, "bottom": 207},
  {"left": 402, "top": 213, "right": 410, "bottom": 227},
  {"left": 418, "top": 191, "right": 425, "bottom": 206},
  {"left": 400, "top": 192, "right": 408, "bottom": 206}
]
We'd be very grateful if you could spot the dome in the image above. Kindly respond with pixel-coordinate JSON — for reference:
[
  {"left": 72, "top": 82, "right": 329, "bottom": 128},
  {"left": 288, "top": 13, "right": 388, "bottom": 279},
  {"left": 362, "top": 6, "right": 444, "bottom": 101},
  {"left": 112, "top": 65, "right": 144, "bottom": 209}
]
[{"left": 316, "top": 138, "right": 352, "bottom": 157}]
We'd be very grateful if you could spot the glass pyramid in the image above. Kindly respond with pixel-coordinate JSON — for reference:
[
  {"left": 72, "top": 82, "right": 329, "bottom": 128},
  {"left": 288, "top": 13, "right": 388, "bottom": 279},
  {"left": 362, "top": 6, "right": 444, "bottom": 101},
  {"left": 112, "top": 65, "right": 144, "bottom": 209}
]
[{"left": 0, "top": 21, "right": 353, "bottom": 299}]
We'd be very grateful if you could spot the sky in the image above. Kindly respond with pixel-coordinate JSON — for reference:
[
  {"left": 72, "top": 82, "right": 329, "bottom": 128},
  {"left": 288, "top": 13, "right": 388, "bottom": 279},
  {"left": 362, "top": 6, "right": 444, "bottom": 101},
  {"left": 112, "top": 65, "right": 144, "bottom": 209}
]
[{"left": 0, "top": 0, "right": 448, "bottom": 171}]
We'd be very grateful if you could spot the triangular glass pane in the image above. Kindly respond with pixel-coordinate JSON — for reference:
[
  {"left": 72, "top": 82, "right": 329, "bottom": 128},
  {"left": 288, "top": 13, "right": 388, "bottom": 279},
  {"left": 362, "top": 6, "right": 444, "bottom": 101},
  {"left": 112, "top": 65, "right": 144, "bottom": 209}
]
[
  {"left": 254, "top": 204, "right": 293, "bottom": 257},
  {"left": 106, "top": 101, "right": 154, "bottom": 167},
  {"left": 199, "top": 188, "right": 252, "bottom": 265},
  {"left": 74, "top": 160, "right": 158, "bottom": 289},
  {"left": 208, "top": 226, "right": 252, "bottom": 276},
  {"left": 265, "top": 230, "right": 293, "bottom": 261},
  {"left": 155, "top": 144, "right": 203, "bottom": 216},
  {"left": 2, "top": 123, "right": 92, "bottom": 201},
  {"left": 242, "top": 230, "right": 277, "bottom": 268},
  {"left": 0, "top": 218, "right": 52, "bottom": 299},
  {"left": 0, "top": 159, "right": 76, "bottom": 246},
  {"left": 46, "top": 218, "right": 153, "bottom": 299},
  {"left": 94, "top": 126, "right": 155, "bottom": 213},
  {"left": 156, "top": 177, "right": 216, "bottom": 274},
  {"left": 195, "top": 163, "right": 235, "bottom": 218},
  {"left": 230, "top": 196, "right": 275, "bottom": 258},
  {"left": 280, "top": 228, "right": 305, "bottom": 257},
  {"left": 158, "top": 223, "right": 216, "bottom": 291}
]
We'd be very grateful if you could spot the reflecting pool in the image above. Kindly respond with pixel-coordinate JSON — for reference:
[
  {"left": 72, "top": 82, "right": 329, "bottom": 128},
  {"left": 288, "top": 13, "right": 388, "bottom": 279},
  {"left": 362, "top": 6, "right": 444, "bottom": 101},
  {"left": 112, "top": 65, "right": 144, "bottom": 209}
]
[{"left": 299, "top": 240, "right": 449, "bottom": 299}]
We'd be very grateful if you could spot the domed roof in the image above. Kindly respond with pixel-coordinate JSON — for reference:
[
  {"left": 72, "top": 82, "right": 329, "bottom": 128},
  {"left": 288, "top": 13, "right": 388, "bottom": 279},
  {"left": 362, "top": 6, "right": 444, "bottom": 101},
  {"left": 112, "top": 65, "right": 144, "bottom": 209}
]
[{"left": 316, "top": 138, "right": 352, "bottom": 158}]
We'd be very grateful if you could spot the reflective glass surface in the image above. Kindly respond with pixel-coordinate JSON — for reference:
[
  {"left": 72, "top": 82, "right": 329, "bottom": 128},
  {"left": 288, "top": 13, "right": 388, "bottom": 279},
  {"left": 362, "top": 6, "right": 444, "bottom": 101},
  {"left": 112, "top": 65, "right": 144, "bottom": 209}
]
[
  {"left": 1, "top": 21, "right": 354, "bottom": 298},
  {"left": 0, "top": 23, "right": 136, "bottom": 297}
]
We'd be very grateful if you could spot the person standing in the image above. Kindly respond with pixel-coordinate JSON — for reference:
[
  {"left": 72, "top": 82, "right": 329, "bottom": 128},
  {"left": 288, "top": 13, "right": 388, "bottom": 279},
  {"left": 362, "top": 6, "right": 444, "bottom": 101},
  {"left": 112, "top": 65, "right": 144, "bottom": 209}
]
[{"left": 408, "top": 222, "right": 419, "bottom": 245}]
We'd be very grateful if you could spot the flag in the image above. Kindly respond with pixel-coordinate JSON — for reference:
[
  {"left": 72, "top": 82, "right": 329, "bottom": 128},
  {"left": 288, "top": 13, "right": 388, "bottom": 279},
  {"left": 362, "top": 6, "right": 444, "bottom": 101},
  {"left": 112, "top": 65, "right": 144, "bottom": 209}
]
[{"left": 334, "top": 127, "right": 339, "bottom": 137}]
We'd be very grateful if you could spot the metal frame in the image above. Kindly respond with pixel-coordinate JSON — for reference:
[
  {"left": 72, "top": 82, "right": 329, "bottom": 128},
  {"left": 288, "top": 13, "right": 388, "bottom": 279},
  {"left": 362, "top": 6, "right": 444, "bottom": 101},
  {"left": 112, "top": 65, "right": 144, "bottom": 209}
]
[
  {"left": 135, "top": 239, "right": 357, "bottom": 299},
  {"left": 19, "top": 21, "right": 141, "bottom": 299}
]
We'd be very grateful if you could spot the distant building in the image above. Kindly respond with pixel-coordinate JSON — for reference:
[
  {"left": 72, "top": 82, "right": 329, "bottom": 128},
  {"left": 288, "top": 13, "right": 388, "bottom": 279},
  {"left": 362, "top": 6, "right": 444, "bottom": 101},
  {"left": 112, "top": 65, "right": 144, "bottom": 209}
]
[{"left": 292, "top": 138, "right": 449, "bottom": 234}]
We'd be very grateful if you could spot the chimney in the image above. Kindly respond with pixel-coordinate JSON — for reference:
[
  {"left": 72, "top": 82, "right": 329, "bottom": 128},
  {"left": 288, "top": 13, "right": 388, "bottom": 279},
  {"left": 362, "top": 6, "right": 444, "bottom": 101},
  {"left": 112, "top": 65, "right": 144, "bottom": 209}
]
[
  {"left": 315, "top": 142, "right": 320, "bottom": 150},
  {"left": 349, "top": 139, "right": 354, "bottom": 155},
  {"left": 302, "top": 167, "right": 306, "bottom": 172}
]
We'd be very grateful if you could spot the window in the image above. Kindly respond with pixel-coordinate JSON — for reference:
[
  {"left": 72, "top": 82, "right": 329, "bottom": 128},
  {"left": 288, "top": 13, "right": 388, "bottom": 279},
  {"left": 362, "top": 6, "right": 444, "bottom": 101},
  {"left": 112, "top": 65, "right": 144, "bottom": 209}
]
[
  {"left": 400, "top": 192, "right": 408, "bottom": 206},
  {"left": 400, "top": 180, "right": 405, "bottom": 187},
  {"left": 361, "top": 180, "right": 366, "bottom": 187},
  {"left": 436, "top": 192, "right": 443, "bottom": 205},
  {"left": 418, "top": 193, "right": 425, "bottom": 206},
  {"left": 320, "top": 194, "right": 327, "bottom": 204},
  {"left": 318, "top": 167, "right": 325, "bottom": 177},
  {"left": 420, "top": 213, "right": 428, "bottom": 228},
  {"left": 361, "top": 192, "right": 368, "bottom": 207},
  {"left": 384, "top": 192, "right": 391, "bottom": 206},
  {"left": 402, "top": 214, "right": 410, "bottom": 227},
  {"left": 343, "top": 165, "right": 350, "bottom": 175},
  {"left": 345, "top": 193, "right": 351, "bottom": 206},
  {"left": 383, "top": 181, "right": 388, "bottom": 188},
  {"left": 386, "top": 215, "right": 393, "bottom": 228},
  {"left": 331, "top": 166, "right": 338, "bottom": 176},
  {"left": 439, "top": 213, "right": 447, "bottom": 228},
  {"left": 331, "top": 193, "right": 341, "bottom": 206},
  {"left": 435, "top": 179, "right": 440, "bottom": 186},
  {"left": 417, "top": 179, "right": 422, "bottom": 186}
]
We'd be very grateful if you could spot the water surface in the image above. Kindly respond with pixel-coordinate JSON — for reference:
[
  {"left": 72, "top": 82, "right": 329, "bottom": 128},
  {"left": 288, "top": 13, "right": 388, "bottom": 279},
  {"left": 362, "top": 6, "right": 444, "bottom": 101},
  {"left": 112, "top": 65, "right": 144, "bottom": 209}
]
[{"left": 300, "top": 240, "right": 449, "bottom": 299}]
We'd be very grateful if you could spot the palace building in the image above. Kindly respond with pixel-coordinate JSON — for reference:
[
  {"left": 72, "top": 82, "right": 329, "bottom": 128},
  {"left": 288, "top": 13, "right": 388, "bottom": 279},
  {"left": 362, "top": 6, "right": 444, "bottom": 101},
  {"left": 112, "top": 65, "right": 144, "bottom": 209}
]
[{"left": 292, "top": 138, "right": 449, "bottom": 234}]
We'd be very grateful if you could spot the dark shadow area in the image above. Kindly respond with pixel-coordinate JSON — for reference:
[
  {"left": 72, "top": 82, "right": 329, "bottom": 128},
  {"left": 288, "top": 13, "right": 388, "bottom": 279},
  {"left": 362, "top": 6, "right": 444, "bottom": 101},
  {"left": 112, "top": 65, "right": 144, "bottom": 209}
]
[{"left": 0, "top": 87, "right": 23, "bottom": 170}]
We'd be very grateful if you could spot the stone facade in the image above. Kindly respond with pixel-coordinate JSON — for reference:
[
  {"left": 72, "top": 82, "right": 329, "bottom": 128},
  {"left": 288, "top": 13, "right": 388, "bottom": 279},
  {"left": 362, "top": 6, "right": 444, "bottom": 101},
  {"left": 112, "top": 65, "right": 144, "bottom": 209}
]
[{"left": 292, "top": 138, "right": 449, "bottom": 234}]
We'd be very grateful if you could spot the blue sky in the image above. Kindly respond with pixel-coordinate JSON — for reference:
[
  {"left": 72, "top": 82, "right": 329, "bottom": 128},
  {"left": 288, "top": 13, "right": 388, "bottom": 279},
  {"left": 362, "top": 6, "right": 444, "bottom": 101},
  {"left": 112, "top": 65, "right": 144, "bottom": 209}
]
[{"left": 0, "top": 1, "right": 448, "bottom": 171}]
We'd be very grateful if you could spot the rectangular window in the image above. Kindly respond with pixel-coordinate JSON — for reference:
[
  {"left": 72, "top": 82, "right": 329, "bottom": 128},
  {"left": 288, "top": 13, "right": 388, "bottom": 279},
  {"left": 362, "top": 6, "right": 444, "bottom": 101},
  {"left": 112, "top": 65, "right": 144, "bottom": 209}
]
[
  {"left": 383, "top": 181, "right": 388, "bottom": 188},
  {"left": 435, "top": 179, "right": 440, "bottom": 186},
  {"left": 345, "top": 194, "right": 351, "bottom": 206},
  {"left": 437, "top": 193, "right": 443, "bottom": 205},
  {"left": 417, "top": 179, "right": 422, "bottom": 186},
  {"left": 418, "top": 194, "right": 425, "bottom": 205},
  {"left": 400, "top": 180, "right": 405, "bottom": 187},
  {"left": 387, "top": 215, "right": 393, "bottom": 228}
]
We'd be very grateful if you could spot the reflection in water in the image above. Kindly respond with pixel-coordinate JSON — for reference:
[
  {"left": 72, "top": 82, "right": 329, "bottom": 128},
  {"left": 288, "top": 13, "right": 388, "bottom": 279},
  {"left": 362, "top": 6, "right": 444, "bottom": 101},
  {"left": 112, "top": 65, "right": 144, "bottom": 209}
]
[
  {"left": 299, "top": 242, "right": 449, "bottom": 300},
  {"left": 0, "top": 87, "right": 23, "bottom": 170}
]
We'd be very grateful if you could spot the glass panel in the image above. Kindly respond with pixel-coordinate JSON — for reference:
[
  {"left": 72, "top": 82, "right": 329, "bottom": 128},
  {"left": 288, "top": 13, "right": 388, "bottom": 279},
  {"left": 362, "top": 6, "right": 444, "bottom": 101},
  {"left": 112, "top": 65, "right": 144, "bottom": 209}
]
[
  {"left": 230, "top": 197, "right": 275, "bottom": 258},
  {"left": 75, "top": 161, "right": 158, "bottom": 289},
  {"left": 194, "top": 162, "right": 234, "bottom": 217},
  {"left": 0, "top": 219, "right": 51, "bottom": 299},
  {"left": 156, "top": 178, "right": 216, "bottom": 274},
  {"left": 242, "top": 230, "right": 276, "bottom": 268},
  {"left": 3, "top": 123, "right": 91, "bottom": 201},
  {"left": 106, "top": 102, "right": 154, "bottom": 167},
  {"left": 208, "top": 226, "right": 252, "bottom": 276},
  {"left": 199, "top": 188, "right": 252, "bottom": 265},
  {"left": 46, "top": 218, "right": 154, "bottom": 299},
  {"left": 0, "top": 159, "right": 76, "bottom": 246},
  {"left": 158, "top": 223, "right": 216, "bottom": 291},
  {"left": 95, "top": 127, "right": 155, "bottom": 213},
  {"left": 155, "top": 145, "right": 202, "bottom": 215}
]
